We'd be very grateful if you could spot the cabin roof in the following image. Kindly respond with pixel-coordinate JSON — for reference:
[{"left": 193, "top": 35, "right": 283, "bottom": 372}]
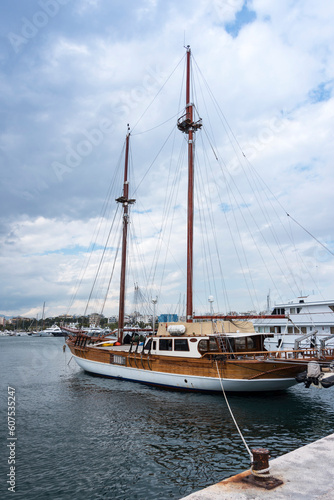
[{"left": 156, "top": 320, "right": 255, "bottom": 337}]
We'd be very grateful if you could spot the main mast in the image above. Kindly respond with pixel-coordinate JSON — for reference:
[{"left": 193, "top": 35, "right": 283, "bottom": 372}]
[
  {"left": 116, "top": 126, "right": 135, "bottom": 343},
  {"left": 177, "top": 46, "right": 202, "bottom": 322}
]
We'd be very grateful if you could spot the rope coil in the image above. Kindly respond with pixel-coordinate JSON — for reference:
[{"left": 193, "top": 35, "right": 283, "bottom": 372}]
[{"left": 251, "top": 465, "right": 271, "bottom": 477}]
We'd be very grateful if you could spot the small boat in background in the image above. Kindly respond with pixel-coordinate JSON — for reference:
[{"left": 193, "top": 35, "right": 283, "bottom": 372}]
[
  {"left": 253, "top": 296, "right": 334, "bottom": 350},
  {"left": 36, "top": 324, "right": 63, "bottom": 337}
]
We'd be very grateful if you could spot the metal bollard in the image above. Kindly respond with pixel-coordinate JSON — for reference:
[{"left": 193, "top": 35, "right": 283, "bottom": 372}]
[
  {"left": 242, "top": 448, "right": 283, "bottom": 490},
  {"left": 251, "top": 448, "right": 271, "bottom": 479}
]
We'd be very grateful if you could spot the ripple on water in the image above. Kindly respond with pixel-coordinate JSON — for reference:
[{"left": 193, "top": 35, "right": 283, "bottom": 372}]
[{"left": 1, "top": 338, "right": 334, "bottom": 499}]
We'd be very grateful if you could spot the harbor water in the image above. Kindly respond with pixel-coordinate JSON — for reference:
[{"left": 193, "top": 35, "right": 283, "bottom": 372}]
[{"left": 1, "top": 336, "right": 334, "bottom": 499}]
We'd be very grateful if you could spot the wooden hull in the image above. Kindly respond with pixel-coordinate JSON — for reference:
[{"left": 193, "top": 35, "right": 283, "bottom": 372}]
[{"left": 67, "top": 342, "right": 306, "bottom": 393}]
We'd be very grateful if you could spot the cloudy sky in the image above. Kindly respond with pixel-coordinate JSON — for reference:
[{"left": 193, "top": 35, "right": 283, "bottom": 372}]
[{"left": 1, "top": 0, "right": 334, "bottom": 320}]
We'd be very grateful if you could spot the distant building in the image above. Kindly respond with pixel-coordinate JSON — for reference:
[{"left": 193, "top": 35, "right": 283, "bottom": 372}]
[{"left": 89, "top": 313, "right": 104, "bottom": 326}]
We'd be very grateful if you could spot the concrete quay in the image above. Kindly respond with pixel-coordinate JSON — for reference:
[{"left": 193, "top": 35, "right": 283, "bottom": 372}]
[{"left": 181, "top": 433, "right": 334, "bottom": 499}]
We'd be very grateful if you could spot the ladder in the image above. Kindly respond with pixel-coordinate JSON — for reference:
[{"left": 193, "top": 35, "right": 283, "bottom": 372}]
[{"left": 216, "top": 333, "right": 228, "bottom": 353}]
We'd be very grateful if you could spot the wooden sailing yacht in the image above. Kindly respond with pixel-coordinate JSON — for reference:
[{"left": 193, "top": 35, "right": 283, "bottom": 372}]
[{"left": 67, "top": 47, "right": 334, "bottom": 392}]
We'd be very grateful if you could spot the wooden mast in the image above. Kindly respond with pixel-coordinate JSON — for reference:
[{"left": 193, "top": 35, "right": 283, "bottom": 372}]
[
  {"left": 116, "top": 125, "right": 135, "bottom": 343},
  {"left": 186, "top": 47, "right": 194, "bottom": 323},
  {"left": 177, "top": 46, "right": 202, "bottom": 322}
]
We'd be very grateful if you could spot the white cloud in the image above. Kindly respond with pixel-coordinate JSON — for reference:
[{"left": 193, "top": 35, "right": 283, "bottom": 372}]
[{"left": 1, "top": 0, "right": 334, "bottom": 319}]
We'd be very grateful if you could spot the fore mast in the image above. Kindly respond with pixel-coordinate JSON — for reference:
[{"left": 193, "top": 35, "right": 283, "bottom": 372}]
[{"left": 116, "top": 125, "right": 135, "bottom": 343}]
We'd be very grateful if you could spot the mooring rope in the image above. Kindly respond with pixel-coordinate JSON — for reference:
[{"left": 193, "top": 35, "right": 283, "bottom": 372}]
[
  {"left": 215, "top": 360, "right": 252, "bottom": 459},
  {"left": 215, "top": 360, "right": 272, "bottom": 476}
]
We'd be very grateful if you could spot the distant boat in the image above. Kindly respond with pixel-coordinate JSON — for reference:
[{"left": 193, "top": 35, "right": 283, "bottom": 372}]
[
  {"left": 36, "top": 324, "right": 63, "bottom": 337},
  {"left": 253, "top": 296, "right": 334, "bottom": 350},
  {"left": 67, "top": 47, "right": 334, "bottom": 393}
]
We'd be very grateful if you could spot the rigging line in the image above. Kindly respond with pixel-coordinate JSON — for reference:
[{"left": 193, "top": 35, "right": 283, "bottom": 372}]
[
  {"left": 130, "top": 212, "right": 153, "bottom": 293},
  {"left": 215, "top": 361, "right": 252, "bottom": 459},
  {"left": 247, "top": 161, "right": 325, "bottom": 297},
  {"left": 128, "top": 222, "right": 152, "bottom": 310},
  {"left": 194, "top": 55, "right": 331, "bottom": 268},
  {"left": 216, "top": 158, "right": 261, "bottom": 311},
  {"left": 287, "top": 214, "right": 306, "bottom": 295},
  {"left": 227, "top": 162, "right": 300, "bottom": 299},
  {"left": 84, "top": 205, "right": 121, "bottom": 316},
  {"left": 195, "top": 155, "right": 220, "bottom": 311},
  {"left": 192, "top": 55, "right": 244, "bottom": 154},
  {"left": 154, "top": 143, "right": 185, "bottom": 298},
  {"left": 201, "top": 127, "right": 294, "bottom": 303},
  {"left": 89, "top": 210, "right": 124, "bottom": 311},
  {"left": 223, "top": 144, "right": 310, "bottom": 298},
  {"left": 147, "top": 113, "right": 182, "bottom": 289},
  {"left": 131, "top": 111, "right": 182, "bottom": 136},
  {"left": 188, "top": 73, "right": 265, "bottom": 308},
  {"left": 196, "top": 78, "right": 298, "bottom": 300},
  {"left": 147, "top": 138, "right": 186, "bottom": 290},
  {"left": 134, "top": 197, "right": 187, "bottom": 286},
  {"left": 194, "top": 166, "right": 212, "bottom": 306},
  {"left": 197, "top": 132, "right": 230, "bottom": 312},
  {"left": 132, "top": 125, "right": 175, "bottom": 196},
  {"left": 65, "top": 145, "right": 125, "bottom": 315},
  {"left": 286, "top": 213, "right": 334, "bottom": 257},
  {"left": 131, "top": 53, "right": 186, "bottom": 133},
  {"left": 225, "top": 121, "right": 334, "bottom": 261},
  {"left": 100, "top": 230, "right": 122, "bottom": 316}
]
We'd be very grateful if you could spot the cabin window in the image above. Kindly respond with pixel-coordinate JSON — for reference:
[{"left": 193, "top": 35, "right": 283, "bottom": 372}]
[
  {"left": 174, "top": 339, "right": 189, "bottom": 351},
  {"left": 153, "top": 340, "right": 156, "bottom": 349},
  {"left": 329, "top": 306, "right": 334, "bottom": 312},
  {"left": 288, "top": 327, "right": 293, "bottom": 333},
  {"left": 297, "top": 308, "right": 301, "bottom": 313},
  {"left": 290, "top": 308, "right": 295, "bottom": 314},
  {"left": 209, "top": 338, "right": 219, "bottom": 351},
  {"left": 234, "top": 337, "right": 254, "bottom": 350},
  {"left": 246, "top": 337, "right": 254, "bottom": 349},
  {"left": 159, "top": 339, "right": 172, "bottom": 351},
  {"left": 198, "top": 339, "right": 208, "bottom": 353},
  {"left": 301, "top": 327, "right": 307, "bottom": 334}
]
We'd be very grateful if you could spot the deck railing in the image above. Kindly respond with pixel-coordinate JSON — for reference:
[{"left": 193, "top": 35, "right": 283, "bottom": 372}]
[{"left": 206, "top": 347, "right": 334, "bottom": 362}]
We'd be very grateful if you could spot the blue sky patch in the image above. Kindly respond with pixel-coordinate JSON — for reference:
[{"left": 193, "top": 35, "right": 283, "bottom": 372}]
[
  {"left": 29, "top": 244, "right": 107, "bottom": 257},
  {"left": 225, "top": 3, "right": 257, "bottom": 38},
  {"left": 133, "top": 208, "right": 152, "bottom": 214},
  {"left": 308, "top": 81, "right": 332, "bottom": 103},
  {"left": 220, "top": 203, "right": 232, "bottom": 213},
  {"left": 293, "top": 164, "right": 311, "bottom": 172}
]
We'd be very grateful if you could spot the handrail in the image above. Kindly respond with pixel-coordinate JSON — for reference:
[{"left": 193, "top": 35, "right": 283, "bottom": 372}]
[{"left": 205, "top": 347, "right": 334, "bottom": 362}]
